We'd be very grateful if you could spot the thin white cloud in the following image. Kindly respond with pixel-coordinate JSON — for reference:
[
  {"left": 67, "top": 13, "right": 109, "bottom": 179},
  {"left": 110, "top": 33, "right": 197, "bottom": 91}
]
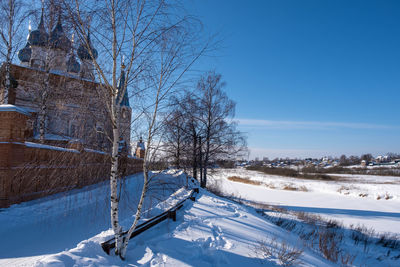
[
  {"left": 236, "top": 118, "right": 395, "bottom": 130},
  {"left": 248, "top": 147, "right": 326, "bottom": 159}
]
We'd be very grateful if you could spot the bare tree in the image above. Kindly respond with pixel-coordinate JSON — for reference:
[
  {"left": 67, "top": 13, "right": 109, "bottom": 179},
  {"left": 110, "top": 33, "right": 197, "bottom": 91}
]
[
  {"left": 62, "top": 0, "right": 208, "bottom": 259},
  {"left": 162, "top": 72, "right": 247, "bottom": 187},
  {"left": 339, "top": 154, "right": 348, "bottom": 166},
  {"left": 162, "top": 91, "right": 202, "bottom": 177},
  {"left": 0, "top": 0, "right": 29, "bottom": 104},
  {"left": 163, "top": 105, "right": 185, "bottom": 168},
  {"left": 197, "top": 71, "right": 246, "bottom": 188}
]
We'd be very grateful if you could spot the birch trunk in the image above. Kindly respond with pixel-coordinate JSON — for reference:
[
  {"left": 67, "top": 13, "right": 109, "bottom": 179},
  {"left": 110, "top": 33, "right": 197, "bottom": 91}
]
[
  {"left": 119, "top": 70, "right": 163, "bottom": 259},
  {"left": 39, "top": 90, "right": 47, "bottom": 143},
  {"left": 4, "top": 59, "right": 10, "bottom": 104},
  {"left": 119, "top": 156, "right": 148, "bottom": 260},
  {"left": 2, "top": 0, "right": 14, "bottom": 104},
  {"left": 110, "top": 104, "right": 123, "bottom": 254},
  {"left": 39, "top": 47, "right": 51, "bottom": 143}
]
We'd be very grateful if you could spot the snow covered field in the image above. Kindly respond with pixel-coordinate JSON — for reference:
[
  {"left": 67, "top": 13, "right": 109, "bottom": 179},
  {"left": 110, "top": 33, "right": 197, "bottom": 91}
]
[
  {"left": 1, "top": 168, "right": 400, "bottom": 266},
  {"left": 209, "top": 168, "right": 400, "bottom": 234}
]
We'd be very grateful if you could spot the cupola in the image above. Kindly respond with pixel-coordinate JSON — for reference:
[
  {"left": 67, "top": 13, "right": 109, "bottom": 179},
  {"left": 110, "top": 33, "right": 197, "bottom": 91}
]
[
  {"left": 67, "top": 55, "right": 80, "bottom": 73},
  {"left": 77, "top": 33, "right": 98, "bottom": 60},
  {"left": 28, "top": 9, "right": 49, "bottom": 47},
  {"left": 18, "top": 42, "right": 31, "bottom": 63},
  {"left": 67, "top": 34, "right": 80, "bottom": 73},
  {"left": 50, "top": 14, "right": 71, "bottom": 52}
]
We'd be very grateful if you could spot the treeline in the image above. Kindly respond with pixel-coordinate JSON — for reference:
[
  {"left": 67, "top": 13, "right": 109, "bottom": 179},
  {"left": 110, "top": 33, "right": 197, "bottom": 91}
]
[
  {"left": 247, "top": 165, "right": 400, "bottom": 178},
  {"left": 161, "top": 71, "right": 247, "bottom": 187},
  {"left": 246, "top": 166, "right": 337, "bottom": 180}
]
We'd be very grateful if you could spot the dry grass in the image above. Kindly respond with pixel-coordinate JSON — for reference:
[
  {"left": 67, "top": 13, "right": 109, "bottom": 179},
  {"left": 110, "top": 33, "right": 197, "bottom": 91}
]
[
  {"left": 246, "top": 166, "right": 338, "bottom": 180},
  {"left": 255, "top": 237, "right": 303, "bottom": 266},
  {"left": 227, "top": 176, "right": 262, "bottom": 186},
  {"left": 282, "top": 184, "right": 308, "bottom": 192}
]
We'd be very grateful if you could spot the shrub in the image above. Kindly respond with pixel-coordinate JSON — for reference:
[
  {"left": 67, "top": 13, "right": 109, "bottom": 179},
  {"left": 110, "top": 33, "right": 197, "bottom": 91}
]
[
  {"left": 318, "top": 229, "right": 342, "bottom": 262},
  {"left": 227, "top": 176, "right": 262, "bottom": 186},
  {"left": 255, "top": 238, "right": 303, "bottom": 266}
]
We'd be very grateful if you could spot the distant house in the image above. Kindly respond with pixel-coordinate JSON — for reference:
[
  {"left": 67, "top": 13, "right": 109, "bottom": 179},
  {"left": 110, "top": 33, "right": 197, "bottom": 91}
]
[{"left": 360, "top": 160, "right": 367, "bottom": 167}]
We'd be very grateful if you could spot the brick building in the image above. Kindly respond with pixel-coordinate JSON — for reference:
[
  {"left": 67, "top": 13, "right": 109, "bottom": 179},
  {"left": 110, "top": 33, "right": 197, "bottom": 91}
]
[
  {"left": 0, "top": 10, "right": 145, "bottom": 208},
  {"left": 0, "top": 10, "right": 133, "bottom": 152}
]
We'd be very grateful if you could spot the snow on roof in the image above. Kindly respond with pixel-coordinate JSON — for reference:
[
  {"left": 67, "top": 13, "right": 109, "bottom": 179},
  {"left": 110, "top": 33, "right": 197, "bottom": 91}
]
[
  {"left": 33, "top": 133, "right": 72, "bottom": 141},
  {"left": 25, "top": 142, "right": 79, "bottom": 153},
  {"left": 0, "top": 104, "right": 31, "bottom": 115}
]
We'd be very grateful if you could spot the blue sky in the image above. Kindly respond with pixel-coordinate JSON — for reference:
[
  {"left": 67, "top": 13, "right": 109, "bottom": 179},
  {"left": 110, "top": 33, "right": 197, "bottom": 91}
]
[{"left": 188, "top": 0, "right": 400, "bottom": 159}]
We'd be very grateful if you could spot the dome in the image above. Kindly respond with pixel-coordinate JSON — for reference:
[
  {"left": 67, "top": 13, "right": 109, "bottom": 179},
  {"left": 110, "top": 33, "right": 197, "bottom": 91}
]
[
  {"left": 77, "top": 33, "right": 98, "bottom": 60},
  {"left": 28, "top": 11, "right": 49, "bottom": 47},
  {"left": 18, "top": 42, "right": 31, "bottom": 63},
  {"left": 50, "top": 15, "right": 71, "bottom": 52},
  {"left": 67, "top": 55, "right": 80, "bottom": 73}
]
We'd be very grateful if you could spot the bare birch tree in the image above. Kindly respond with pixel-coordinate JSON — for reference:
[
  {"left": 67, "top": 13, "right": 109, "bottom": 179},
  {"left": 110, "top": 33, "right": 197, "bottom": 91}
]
[
  {"left": 0, "top": 0, "right": 28, "bottom": 104},
  {"left": 62, "top": 0, "right": 208, "bottom": 259}
]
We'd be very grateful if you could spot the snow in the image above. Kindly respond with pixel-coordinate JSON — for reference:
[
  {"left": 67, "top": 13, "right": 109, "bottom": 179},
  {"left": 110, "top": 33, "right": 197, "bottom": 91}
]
[
  {"left": 1, "top": 170, "right": 333, "bottom": 267},
  {"left": 18, "top": 191, "right": 333, "bottom": 267},
  {"left": 209, "top": 168, "right": 400, "bottom": 234},
  {"left": 0, "top": 170, "right": 188, "bottom": 266},
  {"left": 2, "top": 168, "right": 400, "bottom": 266},
  {"left": 25, "top": 142, "right": 80, "bottom": 153},
  {"left": 33, "top": 133, "right": 72, "bottom": 141},
  {"left": 0, "top": 104, "right": 31, "bottom": 115}
]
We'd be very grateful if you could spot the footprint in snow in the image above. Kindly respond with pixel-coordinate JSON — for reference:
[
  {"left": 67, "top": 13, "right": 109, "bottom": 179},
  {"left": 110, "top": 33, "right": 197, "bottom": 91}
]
[{"left": 206, "top": 223, "right": 233, "bottom": 250}]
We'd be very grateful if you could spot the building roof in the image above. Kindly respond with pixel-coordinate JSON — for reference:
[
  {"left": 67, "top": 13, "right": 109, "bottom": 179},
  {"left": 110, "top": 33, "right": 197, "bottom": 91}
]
[
  {"left": 67, "top": 54, "right": 80, "bottom": 73},
  {"left": 28, "top": 9, "right": 49, "bottom": 47},
  {"left": 18, "top": 42, "right": 32, "bottom": 63},
  {"left": 116, "top": 66, "right": 130, "bottom": 107},
  {"left": 77, "top": 33, "right": 98, "bottom": 60},
  {"left": 50, "top": 15, "right": 71, "bottom": 52},
  {"left": 0, "top": 104, "right": 31, "bottom": 115}
]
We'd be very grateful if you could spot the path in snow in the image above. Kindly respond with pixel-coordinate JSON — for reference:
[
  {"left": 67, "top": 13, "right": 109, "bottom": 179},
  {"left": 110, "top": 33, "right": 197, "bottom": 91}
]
[{"left": 33, "top": 190, "right": 333, "bottom": 266}]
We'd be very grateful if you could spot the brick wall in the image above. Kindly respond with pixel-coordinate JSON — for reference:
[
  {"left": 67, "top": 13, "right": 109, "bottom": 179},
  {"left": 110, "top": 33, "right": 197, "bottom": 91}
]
[
  {"left": 0, "top": 108, "right": 143, "bottom": 208},
  {"left": 0, "top": 143, "right": 143, "bottom": 208},
  {"left": 0, "top": 110, "right": 27, "bottom": 142}
]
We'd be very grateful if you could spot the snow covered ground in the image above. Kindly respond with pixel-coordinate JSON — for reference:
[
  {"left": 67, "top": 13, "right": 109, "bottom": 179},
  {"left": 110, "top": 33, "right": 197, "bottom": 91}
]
[
  {"left": 31, "top": 190, "right": 334, "bottom": 267},
  {"left": 1, "top": 168, "right": 400, "bottom": 266},
  {"left": 1, "top": 170, "right": 334, "bottom": 267},
  {"left": 0, "top": 170, "right": 188, "bottom": 266},
  {"left": 209, "top": 168, "right": 400, "bottom": 234}
]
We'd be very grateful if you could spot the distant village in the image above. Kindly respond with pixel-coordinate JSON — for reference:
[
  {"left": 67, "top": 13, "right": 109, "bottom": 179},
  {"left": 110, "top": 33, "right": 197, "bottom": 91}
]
[{"left": 237, "top": 154, "right": 400, "bottom": 169}]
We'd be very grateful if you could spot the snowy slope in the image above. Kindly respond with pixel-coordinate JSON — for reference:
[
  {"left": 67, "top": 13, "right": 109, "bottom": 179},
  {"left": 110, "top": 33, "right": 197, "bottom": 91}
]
[
  {"left": 0, "top": 170, "right": 333, "bottom": 267},
  {"left": 31, "top": 190, "right": 332, "bottom": 267},
  {"left": 0, "top": 170, "right": 188, "bottom": 266},
  {"left": 2, "top": 168, "right": 399, "bottom": 266}
]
